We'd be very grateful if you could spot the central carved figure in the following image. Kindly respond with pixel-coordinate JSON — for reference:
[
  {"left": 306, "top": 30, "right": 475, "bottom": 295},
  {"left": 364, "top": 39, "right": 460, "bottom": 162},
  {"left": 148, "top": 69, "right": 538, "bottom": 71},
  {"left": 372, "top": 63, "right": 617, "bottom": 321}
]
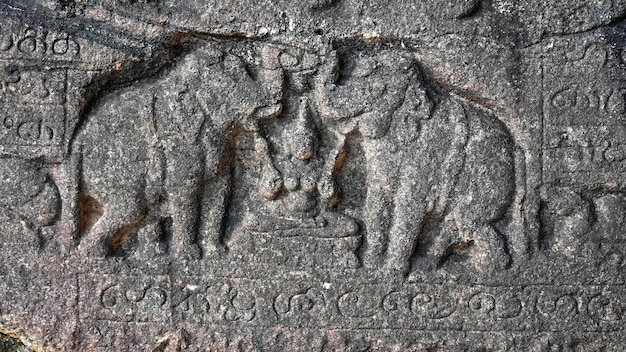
[{"left": 230, "top": 44, "right": 362, "bottom": 269}]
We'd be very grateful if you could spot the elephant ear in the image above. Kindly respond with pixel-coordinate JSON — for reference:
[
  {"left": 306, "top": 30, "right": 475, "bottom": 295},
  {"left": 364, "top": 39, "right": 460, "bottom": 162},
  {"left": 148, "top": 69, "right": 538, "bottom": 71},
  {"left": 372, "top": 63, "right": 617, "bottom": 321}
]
[{"left": 375, "top": 82, "right": 433, "bottom": 142}]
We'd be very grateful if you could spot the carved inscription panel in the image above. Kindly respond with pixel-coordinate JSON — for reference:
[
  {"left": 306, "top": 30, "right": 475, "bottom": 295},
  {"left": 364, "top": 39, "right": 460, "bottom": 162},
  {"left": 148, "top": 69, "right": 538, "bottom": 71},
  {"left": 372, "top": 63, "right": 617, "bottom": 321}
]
[
  {"left": 0, "top": 2, "right": 625, "bottom": 351},
  {"left": 543, "top": 34, "right": 626, "bottom": 187}
]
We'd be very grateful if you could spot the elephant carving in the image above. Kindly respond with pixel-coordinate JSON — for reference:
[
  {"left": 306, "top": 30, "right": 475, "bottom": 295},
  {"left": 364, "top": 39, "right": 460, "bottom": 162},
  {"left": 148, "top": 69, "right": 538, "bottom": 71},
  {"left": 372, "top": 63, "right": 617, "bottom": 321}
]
[
  {"left": 73, "top": 44, "right": 283, "bottom": 259},
  {"left": 315, "top": 48, "right": 516, "bottom": 274},
  {"left": 0, "top": 157, "right": 60, "bottom": 251}
]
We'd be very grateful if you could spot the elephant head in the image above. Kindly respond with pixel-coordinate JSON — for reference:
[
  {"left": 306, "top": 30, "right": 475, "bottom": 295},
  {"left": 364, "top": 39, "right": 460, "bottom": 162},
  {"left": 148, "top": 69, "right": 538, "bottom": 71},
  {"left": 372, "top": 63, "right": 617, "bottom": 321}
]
[
  {"left": 174, "top": 46, "right": 284, "bottom": 133},
  {"left": 314, "top": 49, "right": 434, "bottom": 139}
]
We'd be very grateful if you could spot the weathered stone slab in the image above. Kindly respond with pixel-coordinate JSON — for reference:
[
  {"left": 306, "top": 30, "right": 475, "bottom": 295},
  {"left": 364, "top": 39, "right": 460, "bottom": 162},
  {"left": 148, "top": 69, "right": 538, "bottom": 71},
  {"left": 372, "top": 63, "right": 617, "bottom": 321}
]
[{"left": 0, "top": 0, "right": 625, "bottom": 350}]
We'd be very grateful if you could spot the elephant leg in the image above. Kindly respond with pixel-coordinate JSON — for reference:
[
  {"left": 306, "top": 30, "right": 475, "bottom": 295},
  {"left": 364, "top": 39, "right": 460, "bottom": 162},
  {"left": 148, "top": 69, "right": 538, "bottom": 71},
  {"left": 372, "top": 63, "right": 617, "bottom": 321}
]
[
  {"left": 452, "top": 109, "right": 514, "bottom": 271},
  {"left": 385, "top": 212, "right": 429, "bottom": 276},
  {"left": 197, "top": 138, "right": 231, "bottom": 256},
  {"left": 163, "top": 144, "right": 205, "bottom": 260},
  {"left": 134, "top": 210, "right": 167, "bottom": 258},
  {"left": 418, "top": 215, "right": 458, "bottom": 270},
  {"left": 361, "top": 142, "right": 396, "bottom": 267},
  {"left": 168, "top": 188, "right": 202, "bottom": 260},
  {"left": 362, "top": 185, "right": 393, "bottom": 268},
  {"left": 385, "top": 176, "right": 431, "bottom": 276},
  {"left": 77, "top": 194, "right": 145, "bottom": 258},
  {"left": 198, "top": 172, "right": 229, "bottom": 256},
  {"left": 480, "top": 225, "right": 512, "bottom": 271}
]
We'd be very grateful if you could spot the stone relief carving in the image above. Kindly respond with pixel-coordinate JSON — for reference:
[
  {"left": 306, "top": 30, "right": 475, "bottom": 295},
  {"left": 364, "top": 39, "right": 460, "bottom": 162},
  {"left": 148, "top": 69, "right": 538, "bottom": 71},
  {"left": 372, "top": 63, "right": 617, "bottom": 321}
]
[
  {"left": 0, "top": 157, "right": 59, "bottom": 251},
  {"left": 73, "top": 42, "right": 283, "bottom": 259},
  {"left": 229, "top": 44, "right": 363, "bottom": 268},
  {"left": 65, "top": 41, "right": 519, "bottom": 278},
  {"left": 0, "top": 3, "right": 625, "bottom": 349},
  {"left": 314, "top": 48, "right": 516, "bottom": 274}
]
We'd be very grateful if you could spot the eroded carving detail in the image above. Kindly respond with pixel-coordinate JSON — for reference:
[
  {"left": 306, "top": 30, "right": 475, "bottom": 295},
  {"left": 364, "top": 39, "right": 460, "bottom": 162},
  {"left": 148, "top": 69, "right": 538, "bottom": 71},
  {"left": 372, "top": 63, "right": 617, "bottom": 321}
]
[
  {"left": 315, "top": 48, "right": 516, "bottom": 274},
  {"left": 1, "top": 9, "right": 625, "bottom": 347},
  {"left": 0, "top": 157, "right": 60, "bottom": 252},
  {"left": 74, "top": 42, "right": 282, "bottom": 259}
]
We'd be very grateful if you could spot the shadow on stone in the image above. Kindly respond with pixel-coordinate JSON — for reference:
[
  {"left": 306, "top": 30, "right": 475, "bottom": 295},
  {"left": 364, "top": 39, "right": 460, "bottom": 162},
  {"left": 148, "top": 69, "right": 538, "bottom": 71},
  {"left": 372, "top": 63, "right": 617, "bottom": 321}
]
[{"left": 0, "top": 333, "right": 32, "bottom": 352}]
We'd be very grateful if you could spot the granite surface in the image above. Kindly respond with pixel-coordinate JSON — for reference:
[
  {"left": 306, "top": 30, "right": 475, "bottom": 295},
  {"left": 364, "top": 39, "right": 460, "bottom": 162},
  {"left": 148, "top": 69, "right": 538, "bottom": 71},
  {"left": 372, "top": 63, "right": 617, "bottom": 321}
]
[{"left": 0, "top": 0, "right": 625, "bottom": 351}]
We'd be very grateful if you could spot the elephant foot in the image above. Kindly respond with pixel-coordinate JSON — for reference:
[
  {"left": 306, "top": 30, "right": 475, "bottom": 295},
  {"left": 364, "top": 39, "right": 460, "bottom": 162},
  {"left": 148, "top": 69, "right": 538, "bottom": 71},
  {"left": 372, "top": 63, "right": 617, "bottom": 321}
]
[
  {"left": 76, "top": 241, "right": 108, "bottom": 259},
  {"left": 482, "top": 238, "right": 512, "bottom": 272},
  {"left": 173, "top": 243, "right": 202, "bottom": 261},
  {"left": 406, "top": 267, "right": 446, "bottom": 283},
  {"left": 361, "top": 251, "right": 384, "bottom": 269},
  {"left": 362, "top": 238, "right": 388, "bottom": 269},
  {"left": 202, "top": 243, "right": 227, "bottom": 259},
  {"left": 382, "top": 259, "right": 410, "bottom": 280},
  {"left": 135, "top": 240, "right": 167, "bottom": 259},
  {"left": 133, "top": 223, "right": 167, "bottom": 258},
  {"left": 414, "top": 255, "right": 441, "bottom": 272},
  {"left": 468, "top": 247, "right": 511, "bottom": 273},
  {"left": 489, "top": 250, "right": 512, "bottom": 272}
]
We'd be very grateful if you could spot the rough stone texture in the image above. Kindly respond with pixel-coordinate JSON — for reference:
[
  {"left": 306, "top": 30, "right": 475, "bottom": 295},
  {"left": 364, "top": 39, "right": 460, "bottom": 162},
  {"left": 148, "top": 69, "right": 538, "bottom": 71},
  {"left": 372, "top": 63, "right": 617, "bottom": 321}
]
[
  {"left": 0, "top": 0, "right": 625, "bottom": 351},
  {"left": 0, "top": 333, "right": 32, "bottom": 352}
]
